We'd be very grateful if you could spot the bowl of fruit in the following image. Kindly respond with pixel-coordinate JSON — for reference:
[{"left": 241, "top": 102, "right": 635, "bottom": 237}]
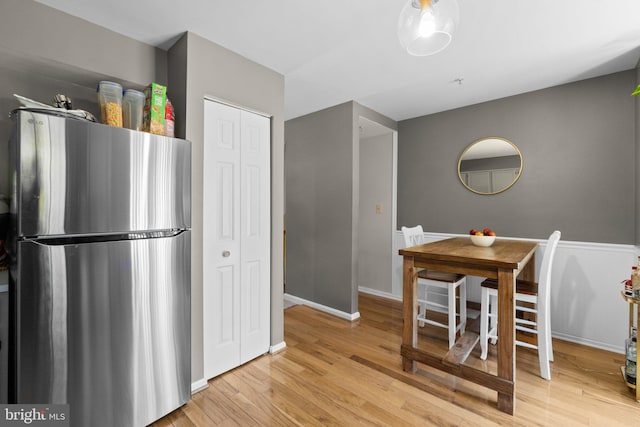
[{"left": 469, "top": 228, "right": 496, "bottom": 247}]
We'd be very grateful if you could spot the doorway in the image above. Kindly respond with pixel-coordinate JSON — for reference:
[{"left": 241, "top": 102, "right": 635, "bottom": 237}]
[{"left": 357, "top": 117, "right": 397, "bottom": 298}]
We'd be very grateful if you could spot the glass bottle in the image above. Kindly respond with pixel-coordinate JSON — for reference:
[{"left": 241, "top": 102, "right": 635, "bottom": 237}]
[
  {"left": 633, "top": 260, "right": 640, "bottom": 299},
  {"left": 626, "top": 327, "right": 637, "bottom": 385},
  {"left": 628, "top": 267, "right": 637, "bottom": 296}
]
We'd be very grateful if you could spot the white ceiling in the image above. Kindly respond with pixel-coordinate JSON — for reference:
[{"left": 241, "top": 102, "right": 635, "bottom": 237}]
[{"left": 34, "top": 0, "right": 640, "bottom": 122}]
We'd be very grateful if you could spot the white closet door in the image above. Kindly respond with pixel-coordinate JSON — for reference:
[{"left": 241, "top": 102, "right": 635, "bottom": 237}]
[
  {"left": 203, "top": 100, "right": 271, "bottom": 380},
  {"left": 203, "top": 100, "right": 242, "bottom": 379},
  {"left": 239, "top": 110, "right": 271, "bottom": 363}
]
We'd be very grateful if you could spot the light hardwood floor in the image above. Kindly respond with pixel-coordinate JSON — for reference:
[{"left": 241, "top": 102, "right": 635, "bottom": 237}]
[{"left": 152, "top": 293, "right": 638, "bottom": 426}]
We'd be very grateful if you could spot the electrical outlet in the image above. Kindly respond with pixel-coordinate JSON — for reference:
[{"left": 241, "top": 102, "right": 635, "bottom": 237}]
[{"left": 376, "top": 204, "right": 382, "bottom": 214}]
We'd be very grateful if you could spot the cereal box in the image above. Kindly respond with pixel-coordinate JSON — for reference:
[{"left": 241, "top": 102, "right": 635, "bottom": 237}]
[{"left": 143, "top": 83, "right": 167, "bottom": 135}]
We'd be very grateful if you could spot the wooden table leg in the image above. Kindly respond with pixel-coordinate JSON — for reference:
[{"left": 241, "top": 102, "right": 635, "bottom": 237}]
[
  {"left": 402, "top": 256, "right": 417, "bottom": 373},
  {"left": 519, "top": 252, "right": 535, "bottom": 281},
  {"left": 497, "top": 268, "right": 516, "bottom": 414}
]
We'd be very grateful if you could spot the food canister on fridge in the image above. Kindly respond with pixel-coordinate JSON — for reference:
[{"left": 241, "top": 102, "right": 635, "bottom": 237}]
[
  {"left": 97, "top": 81, "right": 123, "bottom": 127},
  {"left": 143, "top": 83, "right": 167, "bottom": 135},
  {"left": 165, "top": 98, "right": 175, "bottom": 137},
  {"left": 123, "top": 89, "right": 145, "bottom": 131}
]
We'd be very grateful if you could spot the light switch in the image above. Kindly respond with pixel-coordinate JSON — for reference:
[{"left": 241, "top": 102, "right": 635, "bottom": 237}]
[{"left": 375, "top": 204, "right": 382, "bottom": 214}]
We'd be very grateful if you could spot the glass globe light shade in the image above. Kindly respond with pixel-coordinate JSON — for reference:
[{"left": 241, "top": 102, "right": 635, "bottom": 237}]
[{"left": 398, "top": 0, "right": 459, "bottom": 56}]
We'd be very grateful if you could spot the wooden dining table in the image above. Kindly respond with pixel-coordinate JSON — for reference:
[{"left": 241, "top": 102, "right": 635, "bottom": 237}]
[{"left": 399, "top": 237, "right": 538, "bottom": 415}]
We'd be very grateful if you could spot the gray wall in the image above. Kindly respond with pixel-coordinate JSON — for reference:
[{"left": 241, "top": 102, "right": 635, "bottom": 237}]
[
  {"left": 0, "top": 0, "right": 165, "bottom": 197},
  {"left": 351, "top": 104, "right": 398, "bottom": 310},
  {"left": 398, "top": 70, "right": 636, "bottom": 244},
  {"left": 358, "top": 133, "right": 393, "bottom": 293},
  {"left": 285, "top": 101, "right": 396, "bottom": 314},
  {"left": 286, "top": 102, "right": 355, "bottom": 313},
  {"left": 0, "top": 1, "right": 285, "bottom": 386},
  {"left": 167, "top": 32, "right": 285, "bottom": 383},
  {"left": 636, "top": 63, "right": 640, "bottom": 245}
]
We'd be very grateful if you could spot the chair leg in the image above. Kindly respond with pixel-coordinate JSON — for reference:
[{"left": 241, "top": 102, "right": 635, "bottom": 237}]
[
  {"left": 537, "top": 308, "right": 552, "bottom": 380},
  {"left": 547, "top": 313, "right": 554, "bottom": 363},
  {"left": 489, "top": 294, "right": 497, "bottom": 345},
  {"left": 418, "top": 286, "right": 425, "bottom": 327},
  {"left": 459, "top": 280, "right": 467, "bottom": 335},
  {"left": 418, "top": 284, "right": 428, "bottom": 327},
  {"left": 538, "top": 325, "right": 551, "bottom": 380},
  {"left": 448, "top": 284, "right": 456, "bottom": 349},
  {"left": 480, "top": 287, "right": 489, "bottom": 360}
]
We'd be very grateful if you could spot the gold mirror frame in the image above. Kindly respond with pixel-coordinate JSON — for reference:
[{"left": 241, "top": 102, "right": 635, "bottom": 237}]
[{"left": 457, "top": 137, "right": 523, "bottom": 195}]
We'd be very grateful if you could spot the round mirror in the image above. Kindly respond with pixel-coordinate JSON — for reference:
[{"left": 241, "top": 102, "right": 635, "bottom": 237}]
[{"left": 458, "top": 137, "right": 522, "bottom": 195}]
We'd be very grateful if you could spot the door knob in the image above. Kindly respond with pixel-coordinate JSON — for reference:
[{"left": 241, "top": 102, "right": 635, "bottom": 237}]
[{"left": 222, "top": 250, "right": 231, "bottom": 257}]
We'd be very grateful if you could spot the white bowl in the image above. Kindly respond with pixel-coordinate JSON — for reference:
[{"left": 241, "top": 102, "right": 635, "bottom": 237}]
[{"left": 470, "top": 235, "right": 496, "bottom": 247}]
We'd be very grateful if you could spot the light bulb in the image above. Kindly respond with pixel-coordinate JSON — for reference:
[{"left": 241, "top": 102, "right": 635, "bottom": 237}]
[{"left": 418, "top": 9, "right": 437, "bottom": 38}]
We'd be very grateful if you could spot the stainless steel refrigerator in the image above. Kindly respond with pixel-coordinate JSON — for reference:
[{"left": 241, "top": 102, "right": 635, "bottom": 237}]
[{"left": 7, "top": 109, "right": 191, "bottom": 426}]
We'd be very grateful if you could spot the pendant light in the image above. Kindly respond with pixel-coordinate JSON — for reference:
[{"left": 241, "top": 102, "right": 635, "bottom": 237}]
[{"left": 398, "top": 0, "right": 459, "bottom": 56}]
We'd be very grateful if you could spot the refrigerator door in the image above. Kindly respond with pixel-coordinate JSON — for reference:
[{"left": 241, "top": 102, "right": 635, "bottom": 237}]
[
  {"left": 13, "top": 231, "right": 191, "bottom": 427},
  {"left": 12, "top": 110, "right": 191, "bottom": 238}
]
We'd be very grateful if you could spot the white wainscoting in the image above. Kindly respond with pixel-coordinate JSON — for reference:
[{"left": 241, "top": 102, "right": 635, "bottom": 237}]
[{"left": 388, "top": 231, "right": 635, "bottom": 354}]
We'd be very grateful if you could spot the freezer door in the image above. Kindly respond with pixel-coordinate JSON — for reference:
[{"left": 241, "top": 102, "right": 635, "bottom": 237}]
[
  {"left": 12, "top": 110, "right": 191, "bottom": 237},
  {"left": 13, "top": 231, "right": 191, "bottom": 427}
]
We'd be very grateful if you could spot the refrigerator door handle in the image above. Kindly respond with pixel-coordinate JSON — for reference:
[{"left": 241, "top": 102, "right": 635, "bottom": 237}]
[{"left": 24, "top": 229, "right": 189, "bottom": 246}]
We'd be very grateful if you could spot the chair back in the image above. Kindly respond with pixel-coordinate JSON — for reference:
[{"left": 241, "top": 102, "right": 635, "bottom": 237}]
[
  {"left": 401, "top": 225, "right": 425, "bottom": 248},
  {"left": 538, "top": 230, "right": 561, "bottom": 312}
]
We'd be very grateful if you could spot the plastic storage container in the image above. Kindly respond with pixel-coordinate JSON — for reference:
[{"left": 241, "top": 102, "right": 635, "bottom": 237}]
[
  {"left": 122, "top": 89, "right": 145, "bottom": 131},
  {"left": 97, "top": 81, "right": 123, "bottom": 127}
]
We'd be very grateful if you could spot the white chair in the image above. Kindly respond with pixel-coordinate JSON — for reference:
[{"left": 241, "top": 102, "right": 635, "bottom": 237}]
[
  {"left": 479, "top": 230, "right": 561, "bottom": 380},
  {"left": 401, "top": 226, "right": 467, "bottom": 349}
]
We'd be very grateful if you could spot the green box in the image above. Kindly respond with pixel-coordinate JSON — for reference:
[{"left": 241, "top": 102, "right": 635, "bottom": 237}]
[{"left": 143, "top": 83, "right": 167, "bottom": 135}]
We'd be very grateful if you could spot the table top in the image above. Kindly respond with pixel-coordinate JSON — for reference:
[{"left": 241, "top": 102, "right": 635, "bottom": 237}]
[{"left": 399, "top": 237, "right": 538, "bottom": 270}]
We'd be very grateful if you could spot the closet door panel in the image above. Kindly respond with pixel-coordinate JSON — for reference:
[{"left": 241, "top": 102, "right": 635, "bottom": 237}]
[
  {"left": 203, "top": 101, "right": 271, "bottom": 378},
  {"left": 240, "top": 110, "right": 271, "bottom": 363},
  {"left": 203, "top": 101, "right": 241, "bottom": 379}
]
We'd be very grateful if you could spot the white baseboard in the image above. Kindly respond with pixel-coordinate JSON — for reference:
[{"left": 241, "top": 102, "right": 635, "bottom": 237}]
[
  {"left": 269, "top": 341, "right": 287, "bottom": 353},
  {"left": 191, "top": 378, "right": 208, "bottom": 394},
  {"left": 358, "top": 286, "right": 402, "bottom": 302},
  {"left": 284, "top": 293, "right": 360, "bottom": 321},
  {"left": 553, "top": 332, "right": 624, "bottom": 355}
]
